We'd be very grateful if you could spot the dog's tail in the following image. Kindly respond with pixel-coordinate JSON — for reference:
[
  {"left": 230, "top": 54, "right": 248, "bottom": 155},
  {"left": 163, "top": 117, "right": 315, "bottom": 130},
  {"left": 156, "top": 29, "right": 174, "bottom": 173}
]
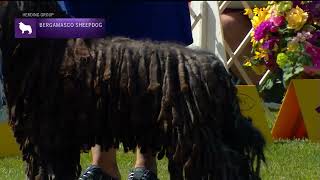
[
  {"left": 221, "top": 78, "right": 266, "bottom": 179},
  {"left": 164, "top": 51, "right": 266, "bottom": 179},
  {"left": 208, "top": 61, "right": 265, "bottom": 179}
]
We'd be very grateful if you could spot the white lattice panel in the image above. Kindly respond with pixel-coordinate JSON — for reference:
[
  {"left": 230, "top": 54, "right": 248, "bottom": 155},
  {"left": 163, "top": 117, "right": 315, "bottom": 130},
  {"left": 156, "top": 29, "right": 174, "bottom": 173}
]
[
  {"left": 189, "top": 1, "right": 269, "bottom": 85},
  {"left": 189, "top": 1, "right": 227, "bottom": 68}
]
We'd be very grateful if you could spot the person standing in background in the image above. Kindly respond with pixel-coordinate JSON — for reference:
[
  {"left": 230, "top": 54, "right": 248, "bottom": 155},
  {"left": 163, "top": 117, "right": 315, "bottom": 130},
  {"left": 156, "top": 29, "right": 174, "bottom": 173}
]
[
  {"left": 0, "top": 1, "right": 8, "bottom": 112},
  {"left": 219, "top": 1, "right": 267, "bottom": 85}
]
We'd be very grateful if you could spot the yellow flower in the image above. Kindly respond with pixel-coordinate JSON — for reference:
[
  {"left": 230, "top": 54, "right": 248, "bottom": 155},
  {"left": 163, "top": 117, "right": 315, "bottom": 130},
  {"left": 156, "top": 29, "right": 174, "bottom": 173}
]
[
  {"left": 286, "top": 6, "right": 308, "bottom": 31},
  {"left": 243, "top": 61, "right": 252, "bottom": 67},
  {"left": 244, "top": 8, "right": 254, "bottom": 19},
  {"left": 253, "top": 7, "right": 260, "bottom": 16},
  {"left": 287, "top": 41, "right": 299, "bottom": 52},
  {"left": 250, "top": 31, "right": 259, "bottom": 45},
  {"left": 251, "top": 7, "right": 271, "bottom": 28},
  {"left": 251, "top": 17, "right": 261, "bottom": 28},
  {"left": 261, "top": 8, "right": 271, "bottom": 20},
  {"left": 254, "top": 51, "right": 268, "bottom": 60}
]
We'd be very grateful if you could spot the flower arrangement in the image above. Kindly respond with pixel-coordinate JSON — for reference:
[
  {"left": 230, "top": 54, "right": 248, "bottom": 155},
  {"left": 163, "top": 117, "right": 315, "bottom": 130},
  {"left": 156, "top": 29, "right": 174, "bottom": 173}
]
[{"left": 244, "top": 1, "right": 320, "bottom": 89}]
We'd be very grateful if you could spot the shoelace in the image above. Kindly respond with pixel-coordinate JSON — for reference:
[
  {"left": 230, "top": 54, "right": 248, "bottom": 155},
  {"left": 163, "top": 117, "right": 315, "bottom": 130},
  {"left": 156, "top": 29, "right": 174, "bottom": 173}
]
[
  {"left": 128, "top": 169, "right": 158, "bottom": 180},
  {"left": 128, "top": 172, "right": 135, "bottom": 180},
  {"left": 79, "top": 167, "right": 110, "bottom": 180},
  {"left": 79, "top": 169, "right": 95, "bottom": 180}
]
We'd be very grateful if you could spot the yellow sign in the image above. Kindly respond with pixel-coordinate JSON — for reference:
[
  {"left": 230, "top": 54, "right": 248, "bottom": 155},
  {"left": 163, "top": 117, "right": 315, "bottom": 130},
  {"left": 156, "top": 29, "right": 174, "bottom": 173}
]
[
  {"left": 237, "top": 85, "right": 273, "bottom": 144},
  {"left": 0, "top": 122, "right": 20, "bottom": 157},
  {"left": 272, "top": 79, "right": 320, "bottom": 142}
]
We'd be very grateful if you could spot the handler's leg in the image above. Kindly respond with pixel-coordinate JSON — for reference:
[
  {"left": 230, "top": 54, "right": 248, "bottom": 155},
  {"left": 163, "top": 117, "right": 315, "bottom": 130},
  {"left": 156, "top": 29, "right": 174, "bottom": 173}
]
[
  {"left": 79, "top": 145, "right": 121, "bottom": 180},
  {"left": 220, "top": 9, "right": 262, "bottom": 84},
  {"left": 92, "top": 145, "right": 121, "bottom": 179},
  {"left": 134, "top": 147, "right": 157, "bottom": 174},
  {"left": 128, "top": 147, "right": 158, "bottom": 180}
]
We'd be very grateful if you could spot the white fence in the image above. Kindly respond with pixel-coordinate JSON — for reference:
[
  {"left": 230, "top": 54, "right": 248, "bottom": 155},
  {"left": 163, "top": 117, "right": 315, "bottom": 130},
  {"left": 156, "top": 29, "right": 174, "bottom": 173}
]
[{"left": 189, "top": 1, "right": 269, "bottom": 85}]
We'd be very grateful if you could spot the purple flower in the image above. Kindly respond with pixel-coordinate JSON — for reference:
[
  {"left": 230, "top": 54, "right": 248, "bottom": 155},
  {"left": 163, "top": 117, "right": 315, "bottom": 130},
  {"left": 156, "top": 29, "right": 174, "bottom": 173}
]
[
  {"left": 262, "top": 38, "right": 278, "bottom": 50},
  {"left": 265, "top": 53, "right": 278, "bottom": 71},
  {"left": 308, "top": 30, "right": 320, "bottom": 47},
  {"left": 292, "top": 0, "right": 302, "bottom": 7},
  {"left": 300, "top": 1, "right": 320, "bottom": 18},
  {"left": 316, "top": 106, "right": 320, "bottom": 113},
  {"left": 254, "top": 20, "right": 273, "bottom": 41}
]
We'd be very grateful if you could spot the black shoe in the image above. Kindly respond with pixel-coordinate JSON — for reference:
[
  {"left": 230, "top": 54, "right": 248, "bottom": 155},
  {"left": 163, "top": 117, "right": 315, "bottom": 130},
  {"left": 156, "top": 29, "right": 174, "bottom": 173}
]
[
  {"left": 79, "top": 165, "right": 118, "bottom": 180},
  {"left": 128, "top": 167, "right": 158, "bottom": 180}
]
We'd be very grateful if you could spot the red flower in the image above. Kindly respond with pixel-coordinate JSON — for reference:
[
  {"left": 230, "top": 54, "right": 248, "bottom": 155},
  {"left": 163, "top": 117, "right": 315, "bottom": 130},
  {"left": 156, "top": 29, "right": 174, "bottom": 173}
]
[
  {"left": 270, "top": 16, "right": 285, "bottom": 27},
  {"left": 305, "top": 42, "right": 320, "bottom": 67}
]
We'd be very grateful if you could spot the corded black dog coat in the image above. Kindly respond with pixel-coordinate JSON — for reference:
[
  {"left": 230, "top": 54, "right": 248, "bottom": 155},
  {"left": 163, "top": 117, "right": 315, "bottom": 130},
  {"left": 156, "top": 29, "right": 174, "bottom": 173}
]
[{"left": 1, "top": 1, "right": 265, "bottom": 180}]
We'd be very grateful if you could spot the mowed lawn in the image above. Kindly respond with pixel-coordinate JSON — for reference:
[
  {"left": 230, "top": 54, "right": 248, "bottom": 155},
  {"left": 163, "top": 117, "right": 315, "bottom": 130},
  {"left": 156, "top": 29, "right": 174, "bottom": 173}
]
[
  {"left": 1, "top": 141, "right": 320, "bottom": 180},
  {"left": 1, "top": 111, "right": 320, "bottom": 179}
]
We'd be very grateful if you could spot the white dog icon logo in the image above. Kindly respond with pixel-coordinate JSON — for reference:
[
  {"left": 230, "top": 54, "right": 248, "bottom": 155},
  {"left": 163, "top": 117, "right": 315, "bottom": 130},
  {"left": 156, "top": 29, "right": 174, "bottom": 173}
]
[{"left": 19, "top": 22, "right": 33, "bottom": 34}]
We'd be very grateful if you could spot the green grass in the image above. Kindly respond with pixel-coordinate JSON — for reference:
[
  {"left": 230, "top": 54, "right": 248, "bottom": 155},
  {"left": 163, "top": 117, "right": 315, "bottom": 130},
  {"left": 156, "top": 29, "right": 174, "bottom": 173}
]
[
  {"left": 1, "top": 110, "right": 320, "bottom": 179},
  {"left": 1, "top": 141, "right": 320, "bottom": 180},
  {"left": 261, "top": 140, "right": 320, "bottom": 179},
  {"left": 0, "top": 151, "right": 169, "bottom": 180}
]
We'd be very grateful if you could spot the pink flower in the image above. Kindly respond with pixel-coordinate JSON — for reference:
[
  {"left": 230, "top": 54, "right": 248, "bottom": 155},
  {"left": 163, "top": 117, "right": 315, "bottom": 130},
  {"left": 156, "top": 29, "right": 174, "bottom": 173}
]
[
  {"left": 270, "top": 16, "right": 285, "bottom": 27},
  {"left": 270, "top": 26, "right": 278, "bottom": 33},
  {"left": 304, "top": 66, "right": 320, "bottom": 76},
  {"left": 305, "top": 42, "right": 320, "bottom": 67}
]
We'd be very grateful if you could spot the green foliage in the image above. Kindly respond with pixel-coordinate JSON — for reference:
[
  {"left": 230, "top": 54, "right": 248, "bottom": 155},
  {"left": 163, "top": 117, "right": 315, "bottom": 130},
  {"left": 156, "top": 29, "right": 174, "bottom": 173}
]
[{"left": 259, "top": 71, "right": 283, "bottom": 93}]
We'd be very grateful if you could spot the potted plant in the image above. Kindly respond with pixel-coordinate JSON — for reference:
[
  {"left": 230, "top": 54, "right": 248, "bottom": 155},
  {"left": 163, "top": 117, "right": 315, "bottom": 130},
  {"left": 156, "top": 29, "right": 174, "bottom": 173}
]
[{"left": 244, "top": 1, "right": 320, "bottom": 90}]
